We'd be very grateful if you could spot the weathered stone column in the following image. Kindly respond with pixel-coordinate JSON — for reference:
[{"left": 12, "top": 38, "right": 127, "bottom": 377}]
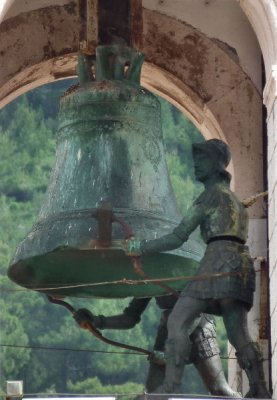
[
  {"left": 229, "top": 65, "right": 277, "bottom": 398},
  {"left": 265, "top": 65, "right": 277, "bottom": 400}
]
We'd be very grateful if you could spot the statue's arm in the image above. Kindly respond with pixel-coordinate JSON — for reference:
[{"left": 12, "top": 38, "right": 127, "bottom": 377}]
[
  {"left": 74, "top": 297, "right": 151, "bottom": 330},
  {"left": 140, "top": 232, "right": 183, "bottom": 253},
  {"left": 141, "top": 202, "right": 204, "bottom": 254},
  {"left": 100, "top": 297, "right": 150, "bottom": 329}
]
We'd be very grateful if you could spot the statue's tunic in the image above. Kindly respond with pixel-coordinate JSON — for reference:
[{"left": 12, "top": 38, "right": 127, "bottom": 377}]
[{"left": 142, "top": 180, "right": 255, "bottom": 310}]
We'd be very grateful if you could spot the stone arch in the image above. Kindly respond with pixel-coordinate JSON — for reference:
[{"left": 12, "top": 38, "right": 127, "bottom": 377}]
[
  {"left": 0, "top": 4, "right": 264, "bottom": 217},
  {"left": 238, "top": 0, "right": 277, "bottom": 80}
]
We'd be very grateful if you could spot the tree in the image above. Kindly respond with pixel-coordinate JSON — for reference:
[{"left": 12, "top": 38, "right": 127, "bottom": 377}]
[
  {"left": 160, "top": 98, "right": 204, "bottom": 212},
  {"left": 0, "top": 299, "right": 31, "bottom": 384},
  {"left": 68, "top": 376, "right": 143, "bottom": 398}
]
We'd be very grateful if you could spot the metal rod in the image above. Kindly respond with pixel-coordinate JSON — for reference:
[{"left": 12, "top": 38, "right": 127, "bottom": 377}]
[{"left": 47, "top": 295, "right": 151, "bottom": 355}]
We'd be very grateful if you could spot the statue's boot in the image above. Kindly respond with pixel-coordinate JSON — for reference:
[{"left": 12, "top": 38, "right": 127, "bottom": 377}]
[
  {"left": 154, "top": 337, "right": 190, "bottom": 395},
  {"left": 209, "top": 369, "right": 241, "bottom": 398},
  {"left": 196, "top": 356, "right": 241, "bottom": 398},
  {"left": 236, "top": 342, "right": 271, "bottom": 398},
  {"left": 145, "top": 361, "right": 165, "bottom": 393}
]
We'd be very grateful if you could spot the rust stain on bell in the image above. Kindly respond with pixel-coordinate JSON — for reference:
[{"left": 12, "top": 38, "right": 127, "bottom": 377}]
[{"left": 8, "top": 45, "right": 204, "bottom": 298}]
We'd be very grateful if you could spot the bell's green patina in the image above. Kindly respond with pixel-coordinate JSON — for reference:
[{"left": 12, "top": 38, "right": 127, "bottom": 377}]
[{"left": 8, "top": 45, "right": 204, "bottom": 298}]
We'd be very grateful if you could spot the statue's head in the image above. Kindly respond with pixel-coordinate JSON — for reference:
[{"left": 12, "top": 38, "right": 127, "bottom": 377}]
[{"left": 192, "top": 139, "right": 231, "bottom": 183}]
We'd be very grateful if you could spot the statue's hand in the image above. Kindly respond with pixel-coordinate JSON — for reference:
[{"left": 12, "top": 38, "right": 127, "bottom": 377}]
[
  {"left": 148, "top": 351, "right": 166, "bottom": 366},
  {"left": 74, "top": 308, "right": 96, "bottom": 329},
  {"left": 124, "top": 238, "right": 142, "bottom": 256}
]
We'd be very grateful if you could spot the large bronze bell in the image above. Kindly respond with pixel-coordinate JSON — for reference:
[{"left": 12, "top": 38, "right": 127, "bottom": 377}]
[{"left": 8, "top": 45, "right": 204, "bottom": 298}]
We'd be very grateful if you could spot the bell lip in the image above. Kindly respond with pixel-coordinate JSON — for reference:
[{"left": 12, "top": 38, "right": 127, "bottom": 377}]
[
  {"left": 10, "top": 238, "right": 204, "bottom": 268},
  {"left": 8, "top": 254, "right": 203, "bottom": 301},
  {"left": 7, "top": 246, "right": 201, "bottom": 299}
]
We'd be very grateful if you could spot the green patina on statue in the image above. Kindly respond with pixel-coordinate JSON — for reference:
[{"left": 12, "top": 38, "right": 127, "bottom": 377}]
[
  {"left": 75, "top": 295, "right": 239, "bottom": 396},
  {"left": 123, "top": 139, "right": 270, "bottom": 398}
]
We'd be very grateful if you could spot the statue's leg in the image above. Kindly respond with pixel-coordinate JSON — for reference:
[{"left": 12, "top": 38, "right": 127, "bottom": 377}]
[
  {"left": 145, "top": 310, "right": 170, "bottom": 392},
  {"left": 161, "top": 296, "right": 206, "bottom": 394},
  {"left": 191, "top": 315, "right": 241, "bottom": 397},
  {"left": 195, "top": 355, "right": 241, "bottom": 397},
  {"left": 145, "top": 362, "right": 165, "bottom": 393},
  {"left": 221, "top": 300, "right": 271, "bottom": 399}
]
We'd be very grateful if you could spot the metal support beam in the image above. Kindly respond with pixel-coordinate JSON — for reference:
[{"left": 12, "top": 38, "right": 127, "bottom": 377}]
[
  {"left": 97, "top": 0, "right": 142, "bottom": 47},
  {"left": 79, "top": 0, "right": 98, "bottom": 54},
  {"left": 78, "top": 0, "right": 143, "bottom": 52}
]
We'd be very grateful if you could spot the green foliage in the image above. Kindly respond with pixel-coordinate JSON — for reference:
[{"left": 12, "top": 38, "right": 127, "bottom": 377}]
[
  {"left": 0, "top": 97, "right": 55, "bottom": 202},
  {"left": 0, "top": 299, "right": 31, "bottom": 376},
  {"left": 0, "top": 81, "right": 227, "bottom": 395},
  {"left": 68, "top": 376, "right": 143, "bottom": 397},
  {"left": 160, "top": 99, "right": 204, "bottom": 212}
]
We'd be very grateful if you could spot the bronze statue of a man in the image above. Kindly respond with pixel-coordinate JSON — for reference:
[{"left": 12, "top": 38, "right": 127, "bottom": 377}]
[
  {"left": 75, "top": 295, "right": 240, "bottom": 396},
  {"left": 126, "top": 139, "right": 270, "bottom": 398}
]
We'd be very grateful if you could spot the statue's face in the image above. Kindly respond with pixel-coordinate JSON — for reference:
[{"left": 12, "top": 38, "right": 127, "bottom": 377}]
[{"left": 193, "top": 150, "right": 218, "bottom": 182}]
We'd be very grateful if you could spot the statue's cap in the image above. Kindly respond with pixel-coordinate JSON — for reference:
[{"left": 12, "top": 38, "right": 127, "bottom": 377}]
[{"left": 192, "top": 139, "right": 231, "bottom": 171}]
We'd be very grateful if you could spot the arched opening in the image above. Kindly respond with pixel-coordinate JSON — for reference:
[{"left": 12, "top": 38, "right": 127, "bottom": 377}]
[
  {"left": 2, "top": 79, "right": 228, "bottom": 395},
  {"left": 0, "top": 8, "right": 263, "bottom": 219}
]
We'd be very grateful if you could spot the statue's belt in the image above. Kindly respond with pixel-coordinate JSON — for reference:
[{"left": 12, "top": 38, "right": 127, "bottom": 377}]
[{"left": 207, "top": 236, "right": 245, "bottom": 245}]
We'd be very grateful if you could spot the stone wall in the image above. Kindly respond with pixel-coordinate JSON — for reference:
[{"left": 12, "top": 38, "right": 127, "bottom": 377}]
[{"left": 265, "top": 65, "right": 277, "bottom": 399}]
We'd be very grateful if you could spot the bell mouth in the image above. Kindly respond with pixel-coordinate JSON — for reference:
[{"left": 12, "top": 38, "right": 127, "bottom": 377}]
[{"left": 8, "top": 241, "right": 200, "bottom": 299}]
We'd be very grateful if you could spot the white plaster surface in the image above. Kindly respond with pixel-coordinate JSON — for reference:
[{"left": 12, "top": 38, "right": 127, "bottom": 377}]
[
  {"left": 2, "top": 0, "right": 68, "bottom": 20},
  {"left": 239, "top": 0, "right": 277, "bottom": 83},
  {"left": 2, "top": 0, "right": 262, "bottom": 91},
  {"left": 0, "top": 0, "right": 14, "bottom": 22},
  {"left": 272, "top": 285, "right": 277, "bottom": 398},
  {"left": 267, "top": 65, "right": 277, "bottom": 396},
  {"left": 248, "top": 218, "right": 268, "bottom": 258},
  {"left": 270, "top": 266, "right": 277, "bottom": 317},
  {"left": 268, "top": 109, "right": 275, "bottom": 166},
  {"left": 143, "top": 0, "right": 262, "bottom": 92}
]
